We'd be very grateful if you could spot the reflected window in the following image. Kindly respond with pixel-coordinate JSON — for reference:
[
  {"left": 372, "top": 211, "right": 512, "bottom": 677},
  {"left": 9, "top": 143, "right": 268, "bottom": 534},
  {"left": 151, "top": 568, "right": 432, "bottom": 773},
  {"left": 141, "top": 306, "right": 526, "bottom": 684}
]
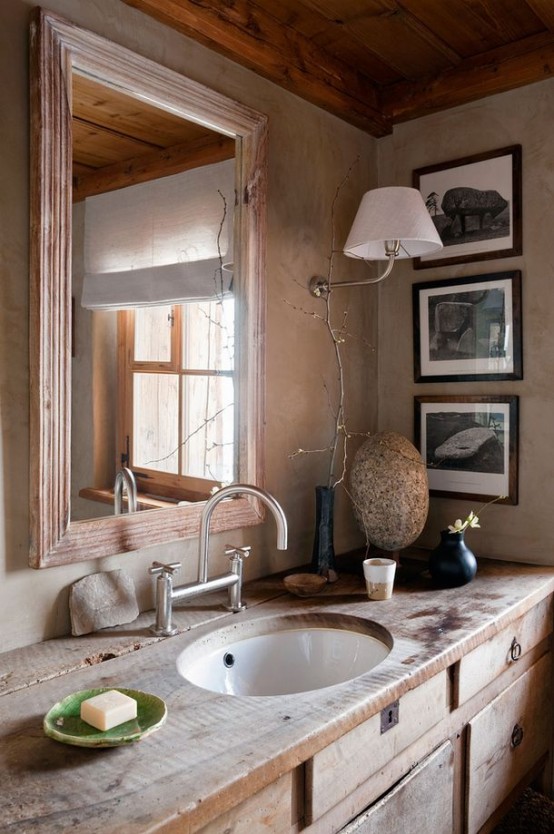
[{"left": 120, "top": 299, "right": 235, "bottom": 502}]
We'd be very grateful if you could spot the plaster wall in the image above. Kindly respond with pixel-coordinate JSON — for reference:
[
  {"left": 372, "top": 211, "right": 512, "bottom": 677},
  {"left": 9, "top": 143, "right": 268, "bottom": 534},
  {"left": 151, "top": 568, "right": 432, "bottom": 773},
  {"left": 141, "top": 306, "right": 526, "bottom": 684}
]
[
  {"left": 1, "top": 0, "right": 376, "bottom": 651},
  {"left": 377, "top": 80, "right": 554, "bottom": 564}
]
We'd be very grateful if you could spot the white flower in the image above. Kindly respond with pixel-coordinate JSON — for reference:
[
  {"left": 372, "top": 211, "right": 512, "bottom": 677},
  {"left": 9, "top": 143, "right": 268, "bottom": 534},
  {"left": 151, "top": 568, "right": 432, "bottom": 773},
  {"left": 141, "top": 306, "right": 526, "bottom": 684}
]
[
  {"left": 467, "top": 511, "right": 480, "bottom": 529},
  {"left": 448, "top": 511, "right": 481, "bottom": 533},
  {"left": 446, "top": 496, "right": 504, "bottom": 534}
]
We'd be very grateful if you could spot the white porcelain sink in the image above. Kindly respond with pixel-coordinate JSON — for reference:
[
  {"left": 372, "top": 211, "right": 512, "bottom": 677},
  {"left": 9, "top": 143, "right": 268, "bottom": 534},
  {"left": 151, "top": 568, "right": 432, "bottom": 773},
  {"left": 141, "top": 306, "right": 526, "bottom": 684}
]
[{"left": 176, "top": 613, "right": 393, "bottom": 696}]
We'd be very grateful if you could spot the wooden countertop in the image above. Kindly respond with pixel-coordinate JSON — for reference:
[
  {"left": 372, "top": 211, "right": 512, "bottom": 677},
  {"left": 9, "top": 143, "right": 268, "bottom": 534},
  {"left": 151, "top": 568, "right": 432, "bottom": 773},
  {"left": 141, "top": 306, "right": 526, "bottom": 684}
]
[{"left": 2, "top": 557, "right": 554, "bottom": 833}]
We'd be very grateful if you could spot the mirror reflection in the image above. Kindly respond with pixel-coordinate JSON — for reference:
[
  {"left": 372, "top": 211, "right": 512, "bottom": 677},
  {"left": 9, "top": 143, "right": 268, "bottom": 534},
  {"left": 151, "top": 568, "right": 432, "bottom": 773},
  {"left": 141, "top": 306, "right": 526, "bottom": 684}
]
[
  {"left": 29, "top": 8, "right": 267, "bottom": 566},
  {"left": 70, "top": 75, "right": 237, "bottom": 521}
]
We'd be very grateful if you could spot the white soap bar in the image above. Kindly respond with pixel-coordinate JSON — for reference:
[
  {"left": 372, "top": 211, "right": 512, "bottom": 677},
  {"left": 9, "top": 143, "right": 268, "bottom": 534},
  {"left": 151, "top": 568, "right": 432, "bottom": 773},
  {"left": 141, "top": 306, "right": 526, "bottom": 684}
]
[{"left": 80, "top": 689, "right": 137, "bottom": 731}]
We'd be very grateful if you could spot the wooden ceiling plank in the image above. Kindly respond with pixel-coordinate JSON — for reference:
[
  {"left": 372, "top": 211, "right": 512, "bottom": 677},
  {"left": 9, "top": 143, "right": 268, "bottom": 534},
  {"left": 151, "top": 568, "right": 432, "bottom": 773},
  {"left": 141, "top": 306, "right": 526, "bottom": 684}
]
[
  {"left": 121, "top": 0, "right": 391, "bottom": 136},
  {"left": 301, "top": 0, "right": 461, "bottom": 77},
  {"left": 524, "top": 0, "right": 554, "bottom": 32},
  {"left": 72, "top": 117, "right": 158, "bottom": 168},
  {"left": 315, "top": 33, "right": 403, "bottom": 85},
  {"left": 73, "top": 134, "right": 235, "bottom": 202},
  {"left": 396, "top": 0, "right": 544, "bottom": 57},
  {"left": 469, "top": 0, "right": 547, "bottom": 40},
  {"left": 73, "top": 74, "right": 212, "bottom": 148},
  {"left": 268, "top": 0, "right": 405, "bottom": 84},
  {"left": 383, "top": 31, "right": 554, "bottom": 123}
]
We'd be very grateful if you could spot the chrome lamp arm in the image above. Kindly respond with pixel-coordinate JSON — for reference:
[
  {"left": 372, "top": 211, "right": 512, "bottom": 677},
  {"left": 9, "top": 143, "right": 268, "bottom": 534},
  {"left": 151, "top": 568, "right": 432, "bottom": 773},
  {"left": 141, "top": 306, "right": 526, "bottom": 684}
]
[{"left": 309, "top": 241, "right": 400, "bottom": 297}]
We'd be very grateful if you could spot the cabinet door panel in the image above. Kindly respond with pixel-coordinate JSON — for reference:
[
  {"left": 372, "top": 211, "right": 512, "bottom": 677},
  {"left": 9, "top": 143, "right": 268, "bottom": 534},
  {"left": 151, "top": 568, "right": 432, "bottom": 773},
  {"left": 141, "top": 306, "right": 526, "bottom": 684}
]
[
  {"left": 340, "top": 741, "right": 454, "bottom": 834},
  {"left": 466, "top": 653, "right": 551, "bottom": 834}
]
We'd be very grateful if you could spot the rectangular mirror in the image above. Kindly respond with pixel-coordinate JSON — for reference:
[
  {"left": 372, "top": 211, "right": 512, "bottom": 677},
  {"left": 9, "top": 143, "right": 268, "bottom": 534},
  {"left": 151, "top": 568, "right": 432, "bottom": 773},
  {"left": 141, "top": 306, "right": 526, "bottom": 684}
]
[{"left": 29, "top": 8, "right": 267, "bottom": 567}]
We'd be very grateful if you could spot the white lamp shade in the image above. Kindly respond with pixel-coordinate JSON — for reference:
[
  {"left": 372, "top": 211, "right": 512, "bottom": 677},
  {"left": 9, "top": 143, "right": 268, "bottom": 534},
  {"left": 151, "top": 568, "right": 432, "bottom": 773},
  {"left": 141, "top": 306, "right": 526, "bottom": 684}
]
[{"left": 343, "top": 186, "right": 443, "bottom": 260}]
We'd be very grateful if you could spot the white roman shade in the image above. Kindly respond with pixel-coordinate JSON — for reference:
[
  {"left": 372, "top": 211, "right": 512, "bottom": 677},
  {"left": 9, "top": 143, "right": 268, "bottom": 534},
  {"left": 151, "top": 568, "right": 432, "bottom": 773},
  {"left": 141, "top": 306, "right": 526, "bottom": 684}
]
[{"left": 81, "top": 159, "right": 235, "bottom": 310}]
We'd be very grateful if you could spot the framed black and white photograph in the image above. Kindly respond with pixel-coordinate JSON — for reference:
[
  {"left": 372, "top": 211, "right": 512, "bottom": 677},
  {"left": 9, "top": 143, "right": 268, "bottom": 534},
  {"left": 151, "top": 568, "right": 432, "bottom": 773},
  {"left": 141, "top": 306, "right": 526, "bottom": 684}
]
[
  {"left": 413, "top": 145, "right": 522, "bottom": 268},
  {"left": 414, "top": 395, "right": 518, "bottom": 504},
  {"left": 413, "top": 271, "right": 522, "bottom": 382}
]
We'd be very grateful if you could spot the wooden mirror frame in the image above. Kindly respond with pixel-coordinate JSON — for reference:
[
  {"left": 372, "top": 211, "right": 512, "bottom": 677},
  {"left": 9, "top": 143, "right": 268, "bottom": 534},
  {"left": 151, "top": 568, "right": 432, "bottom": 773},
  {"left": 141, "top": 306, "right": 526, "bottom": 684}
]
[{"left": 29, "top": 8, "right": 267, "bottom": 567}]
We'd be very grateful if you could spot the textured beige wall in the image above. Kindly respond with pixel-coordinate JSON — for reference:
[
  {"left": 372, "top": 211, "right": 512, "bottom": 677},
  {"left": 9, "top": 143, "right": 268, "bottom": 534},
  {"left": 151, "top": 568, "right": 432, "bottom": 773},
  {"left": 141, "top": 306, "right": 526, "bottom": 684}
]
[
  {"left": 1, "top": 0, "right": 376, "bottom": 650},
  {"left": 377, "top": 80, "right": 554, "bottom": 564},
  {"left": 8, "top": 1, "right": 550, "bottom": 654}
]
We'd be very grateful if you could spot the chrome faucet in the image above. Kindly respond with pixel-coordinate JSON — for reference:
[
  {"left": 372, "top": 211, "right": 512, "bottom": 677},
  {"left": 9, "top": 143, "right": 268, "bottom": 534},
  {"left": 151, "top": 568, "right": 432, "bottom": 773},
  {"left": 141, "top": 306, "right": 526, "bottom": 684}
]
[
  {"left": 149, "top": 484, "right": 288, "bottom": 636},
  {"left": 114, "top": 467, "right": 138, "bottom": 515}
]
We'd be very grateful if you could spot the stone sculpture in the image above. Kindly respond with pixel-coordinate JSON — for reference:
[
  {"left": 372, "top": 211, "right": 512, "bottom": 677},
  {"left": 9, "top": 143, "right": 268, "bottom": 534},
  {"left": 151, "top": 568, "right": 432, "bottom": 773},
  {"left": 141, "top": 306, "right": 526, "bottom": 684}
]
[
  {"left": 349, "top": 432, "right": 429, "bottom": 552},
  {"left": 441, "top": 187, "right": 507, "bottom": 237}
]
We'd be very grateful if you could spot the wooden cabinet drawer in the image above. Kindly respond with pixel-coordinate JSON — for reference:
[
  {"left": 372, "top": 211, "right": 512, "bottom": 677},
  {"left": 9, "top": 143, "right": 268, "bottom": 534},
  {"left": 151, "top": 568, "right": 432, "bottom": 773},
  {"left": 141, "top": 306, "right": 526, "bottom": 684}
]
[
  {"left": 339, "top": 741, "right": 454, "bottom": 834},
  {"left": 306, "top": 670, "right": 448, "bottom": 824},
  {"left": 466, "top": 652, "right": 552, "bottom": 834},
  {"left": 456, "top": 596, "right": 552, "bottom": 706},
  {"left": 196, "top": 771, "right": 294, "bottom": 834}
]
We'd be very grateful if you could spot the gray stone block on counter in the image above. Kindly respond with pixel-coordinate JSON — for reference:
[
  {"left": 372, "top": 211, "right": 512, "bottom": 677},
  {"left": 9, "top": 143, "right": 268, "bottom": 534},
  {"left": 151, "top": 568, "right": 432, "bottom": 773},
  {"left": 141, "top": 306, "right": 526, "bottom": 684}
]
[{"left": 69, "top": 569, "right": 139, "bottom": 636}]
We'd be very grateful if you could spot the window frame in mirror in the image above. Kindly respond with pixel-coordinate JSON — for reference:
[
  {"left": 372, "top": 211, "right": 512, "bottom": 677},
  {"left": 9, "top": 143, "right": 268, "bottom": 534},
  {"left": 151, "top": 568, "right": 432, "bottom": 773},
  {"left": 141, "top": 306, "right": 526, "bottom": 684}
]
[{"left": 29, "top": 8, "right": 267, "bottom": 568}]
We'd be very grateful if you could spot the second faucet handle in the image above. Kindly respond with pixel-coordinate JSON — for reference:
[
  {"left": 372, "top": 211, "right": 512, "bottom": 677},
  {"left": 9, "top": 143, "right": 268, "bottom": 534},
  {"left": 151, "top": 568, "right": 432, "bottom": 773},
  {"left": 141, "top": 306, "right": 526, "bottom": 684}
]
[
  {"left": 149, "top": 561, "right": 181, "bottom": 577},
  {"left": 225, "top": 545, "right": 251, "bottom": 562}
]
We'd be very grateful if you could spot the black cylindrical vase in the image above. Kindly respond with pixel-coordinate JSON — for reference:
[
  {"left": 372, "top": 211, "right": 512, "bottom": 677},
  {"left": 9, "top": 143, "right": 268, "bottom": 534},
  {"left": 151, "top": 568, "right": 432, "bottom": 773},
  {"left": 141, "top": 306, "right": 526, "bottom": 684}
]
[{"left": 311, "top": 485, "right": 338, "bottom": 581}]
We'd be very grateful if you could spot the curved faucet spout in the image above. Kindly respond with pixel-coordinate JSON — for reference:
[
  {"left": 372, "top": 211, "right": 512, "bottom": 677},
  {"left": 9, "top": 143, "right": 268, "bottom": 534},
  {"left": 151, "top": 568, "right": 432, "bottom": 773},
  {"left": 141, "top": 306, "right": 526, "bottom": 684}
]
[
  {"left": 114, "top": 467, "right": 138, "bottom": 515},
  {"left": 149, "top": 484, "right": 288, "bottom": 634},
  {"left": 198, "top": 484, "right": 287, "bottom": 583}
]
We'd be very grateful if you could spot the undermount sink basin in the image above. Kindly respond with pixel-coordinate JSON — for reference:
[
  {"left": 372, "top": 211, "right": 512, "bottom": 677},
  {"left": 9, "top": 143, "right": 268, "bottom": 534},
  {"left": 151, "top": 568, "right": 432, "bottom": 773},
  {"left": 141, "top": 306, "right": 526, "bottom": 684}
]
[{"left": 176, "top": 613, "right": 393, "bottom": 696}]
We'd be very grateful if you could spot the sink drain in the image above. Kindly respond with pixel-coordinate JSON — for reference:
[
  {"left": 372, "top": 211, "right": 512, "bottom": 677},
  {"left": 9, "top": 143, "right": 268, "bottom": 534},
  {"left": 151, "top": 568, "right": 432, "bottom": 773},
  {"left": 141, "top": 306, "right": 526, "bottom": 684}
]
[{"left": 223, "top": 652, "right": 235, "bottom": 668}]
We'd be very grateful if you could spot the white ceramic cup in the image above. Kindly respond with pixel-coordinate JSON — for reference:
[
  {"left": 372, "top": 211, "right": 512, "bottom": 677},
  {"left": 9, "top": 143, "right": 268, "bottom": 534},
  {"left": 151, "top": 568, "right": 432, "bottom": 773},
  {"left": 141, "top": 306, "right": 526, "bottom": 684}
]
[{"left": 363, "top": 558, "right": 397, "bottom": 600}]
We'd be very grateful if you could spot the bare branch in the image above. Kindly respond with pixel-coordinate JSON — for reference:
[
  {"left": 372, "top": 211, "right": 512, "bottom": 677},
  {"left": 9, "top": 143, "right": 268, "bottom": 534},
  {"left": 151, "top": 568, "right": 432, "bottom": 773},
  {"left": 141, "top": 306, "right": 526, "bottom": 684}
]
[
  {"left": 143, "top": 402, "right": 233, "bottom": 467},
  {"left": 286, "top": 157, "right": 371, "bottom": 491},
  {"left": 289, "top": 445, "right": 335, "bottom": 459}
]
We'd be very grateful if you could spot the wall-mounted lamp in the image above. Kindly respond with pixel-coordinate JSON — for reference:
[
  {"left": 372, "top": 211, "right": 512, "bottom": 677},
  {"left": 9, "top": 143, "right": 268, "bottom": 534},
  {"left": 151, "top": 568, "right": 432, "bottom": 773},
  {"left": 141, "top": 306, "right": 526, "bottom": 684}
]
[{"left": 309, "top": 186, "right": 443, "bottom": 297}]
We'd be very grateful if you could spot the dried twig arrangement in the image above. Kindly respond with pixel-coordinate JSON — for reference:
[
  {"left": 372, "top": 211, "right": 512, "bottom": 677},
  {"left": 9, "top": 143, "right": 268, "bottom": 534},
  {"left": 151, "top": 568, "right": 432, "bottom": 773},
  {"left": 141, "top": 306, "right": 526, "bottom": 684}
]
[{"left": 288, "top": 160, "right": 372, "bottom": 489}]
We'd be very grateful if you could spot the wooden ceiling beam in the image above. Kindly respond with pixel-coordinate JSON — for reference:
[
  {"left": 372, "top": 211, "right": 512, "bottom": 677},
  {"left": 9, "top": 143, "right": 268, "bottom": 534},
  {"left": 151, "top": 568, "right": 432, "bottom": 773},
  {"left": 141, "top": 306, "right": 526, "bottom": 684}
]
[
  {"left": 382, "top": 31, "right": 554, "bottom": 124},
  {"left": 73, "top": 133, "right": 235, "bottom": 201},
  {"left": 121, "top": 0, "right": 391, "bottom": 136}
]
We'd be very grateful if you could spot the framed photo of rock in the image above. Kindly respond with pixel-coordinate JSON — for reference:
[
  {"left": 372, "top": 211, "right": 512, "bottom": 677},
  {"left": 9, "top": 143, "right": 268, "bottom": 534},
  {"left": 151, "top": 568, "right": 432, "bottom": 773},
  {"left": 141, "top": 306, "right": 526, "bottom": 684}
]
[
  {"left": 414, "top": 395, "right": 518, "bottom": 504},
  {"left": 413, "top": 271, "right": 522, "bottom": 382},
  {"left": 413, "top": 146, "right": 522, "bottom": 269}
]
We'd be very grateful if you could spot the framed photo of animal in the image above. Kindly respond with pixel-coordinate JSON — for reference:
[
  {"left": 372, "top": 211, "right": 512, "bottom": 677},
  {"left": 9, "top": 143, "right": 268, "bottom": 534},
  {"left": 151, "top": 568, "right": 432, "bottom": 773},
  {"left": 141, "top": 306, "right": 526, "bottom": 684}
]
[
  {"left": 413, "top": 146, "right": 522, "bottom": 269},
  {"left": 412, "top": 271, "right": 523, "bottom": 382},
  {"left": 414, "top": 394, "right": 518, "bottom": 504}
]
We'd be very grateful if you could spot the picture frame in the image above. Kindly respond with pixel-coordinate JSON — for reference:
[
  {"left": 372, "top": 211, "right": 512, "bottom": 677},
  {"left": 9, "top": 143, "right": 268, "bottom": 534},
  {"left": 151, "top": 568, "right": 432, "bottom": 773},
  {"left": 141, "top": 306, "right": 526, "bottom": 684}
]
[
  {"left": 413, "top": 271, "right": 522, "bottom": 382},
  {"left": 413, "top": 145, "right": 522, "bottom": 269},
  {"left": 414, "top": 395, "right": 518, "bottom": 504}
]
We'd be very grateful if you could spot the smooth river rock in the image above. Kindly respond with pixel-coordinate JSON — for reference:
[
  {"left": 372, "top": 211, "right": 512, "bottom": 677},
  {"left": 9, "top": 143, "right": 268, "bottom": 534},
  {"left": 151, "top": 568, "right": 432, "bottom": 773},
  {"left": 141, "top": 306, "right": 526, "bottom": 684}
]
[{"left": 349, "top": 432, "right": 429, "bottom": 551}]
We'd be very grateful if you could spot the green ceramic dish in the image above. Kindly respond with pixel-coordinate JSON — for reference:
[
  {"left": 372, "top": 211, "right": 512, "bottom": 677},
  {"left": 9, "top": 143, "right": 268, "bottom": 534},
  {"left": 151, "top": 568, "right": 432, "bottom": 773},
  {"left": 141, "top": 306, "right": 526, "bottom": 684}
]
[{"left": 43, "top": 687, "right": 167, "bottom": 748}]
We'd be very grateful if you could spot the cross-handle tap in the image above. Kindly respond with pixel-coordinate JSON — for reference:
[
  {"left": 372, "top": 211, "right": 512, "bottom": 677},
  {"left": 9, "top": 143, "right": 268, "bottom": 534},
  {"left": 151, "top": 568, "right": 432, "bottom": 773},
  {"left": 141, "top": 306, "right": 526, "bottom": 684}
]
[
  {"left": 149, "top": 561, "right": 182, "bottom": 636},
  {"left": 225, "top": 545, "right": 251, "bottom": 612}
]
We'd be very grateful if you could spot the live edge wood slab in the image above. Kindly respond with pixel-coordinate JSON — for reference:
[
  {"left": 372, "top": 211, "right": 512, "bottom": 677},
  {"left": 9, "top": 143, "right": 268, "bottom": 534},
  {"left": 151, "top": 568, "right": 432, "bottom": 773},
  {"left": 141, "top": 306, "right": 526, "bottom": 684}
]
[{"left": 1, "top": 556, "right": 554, "bottom": 833}]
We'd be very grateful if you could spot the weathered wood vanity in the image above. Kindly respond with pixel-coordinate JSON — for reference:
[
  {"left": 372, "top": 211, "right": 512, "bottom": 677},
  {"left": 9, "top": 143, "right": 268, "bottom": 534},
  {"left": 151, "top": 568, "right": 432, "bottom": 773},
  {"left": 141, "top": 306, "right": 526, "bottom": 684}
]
[{"left": 1, "top": 556, "right": 553, "bottom": 833}]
